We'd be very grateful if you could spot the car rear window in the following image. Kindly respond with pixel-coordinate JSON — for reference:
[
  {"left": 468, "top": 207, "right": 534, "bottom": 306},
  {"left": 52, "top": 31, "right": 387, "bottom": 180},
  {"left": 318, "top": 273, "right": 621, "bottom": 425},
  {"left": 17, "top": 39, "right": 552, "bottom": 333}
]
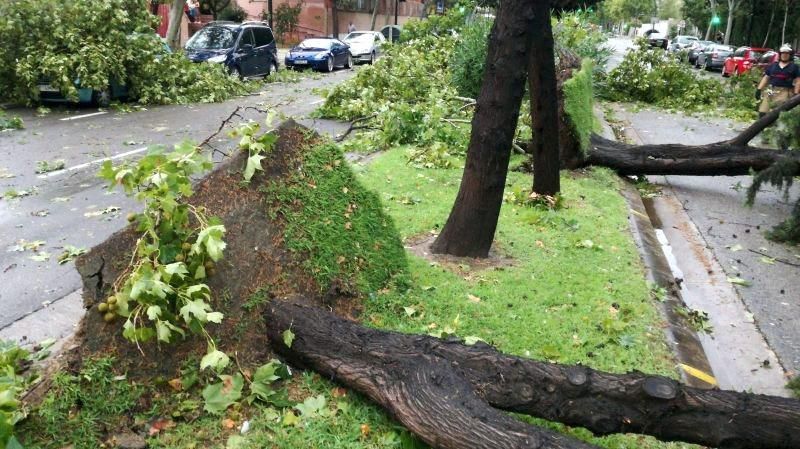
[
  {"left": 298, "top": 39, "right": 333, "bottom": 50},
  {"left": 186, "top": 27, "right": 238, "bottom": 50}
]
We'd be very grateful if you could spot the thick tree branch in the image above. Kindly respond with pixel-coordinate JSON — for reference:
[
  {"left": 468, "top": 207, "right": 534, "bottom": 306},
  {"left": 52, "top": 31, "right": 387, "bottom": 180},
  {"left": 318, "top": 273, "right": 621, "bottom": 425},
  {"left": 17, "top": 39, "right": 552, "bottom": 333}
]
[
  {"left": 585, "top": 134, "right": 800, "bottom": 176},
  {"left": 728, "top": 93, "right": 800, "bottom": 146},
  {"left": 266, "top": 300, "right": 800, "bottom": 449}
]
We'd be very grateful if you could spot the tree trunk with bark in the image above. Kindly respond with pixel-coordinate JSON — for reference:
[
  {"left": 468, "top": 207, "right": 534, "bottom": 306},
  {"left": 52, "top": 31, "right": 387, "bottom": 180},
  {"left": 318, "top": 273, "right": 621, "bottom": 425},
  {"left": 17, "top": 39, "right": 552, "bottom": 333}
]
[
  {"left": 266, "top": 300, "right": 800, "bottom": 449},
  {"left": 430, "top": 0, "right": 536, "bottom": 258},
  {"left": 166, "top": 0, "right": 186, "bottom": 50},
  {"left": 724, "top": 0, "right": 738, "bottom": 44},
  {"left": 763, "top": 0, "right": 776, "bottom": 46},
  {"left": 529, "top": 1, "right": 561, "bottom": 196},
  {"left": 574, "top": 92, "right": 800, "bottom": 176}
]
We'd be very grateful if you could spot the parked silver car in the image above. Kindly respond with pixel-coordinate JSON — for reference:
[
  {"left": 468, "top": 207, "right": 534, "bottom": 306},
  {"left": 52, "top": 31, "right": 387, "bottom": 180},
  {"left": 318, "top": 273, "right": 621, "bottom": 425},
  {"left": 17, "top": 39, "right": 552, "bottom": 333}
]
[
  {"left": 343, "top": 31, "right": 385, "bottom": 64},
  {"left": 695, "top": 44, "right": 735, "bottom": 71}
]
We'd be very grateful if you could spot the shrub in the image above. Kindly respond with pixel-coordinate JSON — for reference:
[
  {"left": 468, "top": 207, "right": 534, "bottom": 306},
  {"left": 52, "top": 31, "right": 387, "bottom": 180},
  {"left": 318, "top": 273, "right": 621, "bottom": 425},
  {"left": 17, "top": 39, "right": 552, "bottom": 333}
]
[
  {"left": 449, "top": 17, "right": 492, "bottom": 98},
  {"left": 217, "top": 4, "right": 247, "bottom": 22},
  {"left": 600, "top": 40, "right": 722, "bottom": 109},
  {"left": 0, "top": 0, "right": 247, "bottom": 105}
]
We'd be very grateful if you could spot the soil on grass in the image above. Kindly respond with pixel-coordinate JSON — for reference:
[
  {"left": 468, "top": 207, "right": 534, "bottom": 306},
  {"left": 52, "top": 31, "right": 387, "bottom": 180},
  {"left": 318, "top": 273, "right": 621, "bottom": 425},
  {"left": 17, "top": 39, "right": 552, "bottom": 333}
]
[
  {"left": 72, "top": 121, "right": 357, "bottom": 381},
  {"left": 405, "top": 234, "right": 515, "bottom": 275}
]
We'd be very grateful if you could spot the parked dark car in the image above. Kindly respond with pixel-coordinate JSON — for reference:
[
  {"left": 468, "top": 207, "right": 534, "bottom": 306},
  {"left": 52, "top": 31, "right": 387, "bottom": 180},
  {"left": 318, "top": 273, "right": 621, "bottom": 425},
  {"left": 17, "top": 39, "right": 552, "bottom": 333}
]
[
  {"left": 695, "top": 44, "right": 735, "bottom": 71},
  {"left": 722, "top": 46, "right": 771, "bottom": 77},
  {"left": 644, "top": 29, "right": 668, "bottom": 49},
  {"left": 284, "top": 38, "right": 352, "bottom": 72},
  {"left": 686, "top": 40, "right": 714, "bottom": 65},
  {"left": 185, "top": 21, "right": 278, "bottom": 78}
]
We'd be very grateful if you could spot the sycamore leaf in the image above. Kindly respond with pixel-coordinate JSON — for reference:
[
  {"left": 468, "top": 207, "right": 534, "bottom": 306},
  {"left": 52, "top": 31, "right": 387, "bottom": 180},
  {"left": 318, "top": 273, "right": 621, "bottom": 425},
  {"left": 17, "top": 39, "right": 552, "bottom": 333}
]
[
  {"left": 200, "top": 348, "right": 230, "bottom": 372},
  {"left": 156, "top": 320, "right": 172, "bottom": 342},
  {"left": 180, "top": 298, "right": 211, "bottom": 323},
  {"left": 206, "top": 311, "right": 224, "bottom": 323},
  {"left": 146, "top": 305, "right": 162, "bottom": 321},
  {"left": 244, "top": 154, "right": 265, "bottom": 181},
  {"left": 282, "top": 329, "right": 295, "bottom": 348},
  {"left": 282, "top": 410, "right": 300, "bottom": 427},
  {"left": 403, "top": 306, "right": 417, "bottom": 317},
  {"left": 202, "top": 374, "right": 243, "bottom": 414},
  {"left": 727, "top": 277, "right": 752, "bottom": 287},
  {"left": 463, "top": 336, "right": 486, "bottom": 345},
  {"left": 294, "top": 394, "right": 327, "bottom": 417}
]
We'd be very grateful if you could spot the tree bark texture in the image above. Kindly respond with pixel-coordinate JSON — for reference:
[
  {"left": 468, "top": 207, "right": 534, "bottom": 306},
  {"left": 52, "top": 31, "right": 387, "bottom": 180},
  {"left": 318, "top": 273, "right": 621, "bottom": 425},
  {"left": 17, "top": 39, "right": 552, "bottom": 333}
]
[
  {"left": 166, "top": 0, "right": 186, "bottom": 50},
  {"left": 580, "top": 93, "right": 800, "bottom": 176},
  {"left": 265, "top": 300, "right": 800, "bottom": 449},
  {"left": 430, "top": 0, "right": 536, "bottom": 258},
  {"left": 585, "top": 134, "right": 800, "bottom": 176},
  {"left": 529, "top": 1, "right": 561, "bottom": 196}
]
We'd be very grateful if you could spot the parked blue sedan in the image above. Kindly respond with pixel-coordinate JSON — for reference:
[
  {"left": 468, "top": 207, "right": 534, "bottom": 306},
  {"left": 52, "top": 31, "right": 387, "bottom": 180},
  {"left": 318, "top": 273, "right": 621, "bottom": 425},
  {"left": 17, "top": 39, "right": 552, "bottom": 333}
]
[{"left": 284, "top": 38, "right": 352, "bottom": 72}]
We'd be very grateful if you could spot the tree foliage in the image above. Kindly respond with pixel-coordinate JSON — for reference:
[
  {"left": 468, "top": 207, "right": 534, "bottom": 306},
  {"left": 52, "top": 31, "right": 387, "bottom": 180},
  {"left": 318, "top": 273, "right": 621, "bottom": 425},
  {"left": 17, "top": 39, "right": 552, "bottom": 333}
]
[{"left": 0, "top": 0, "right": 248, "bottom": 105}]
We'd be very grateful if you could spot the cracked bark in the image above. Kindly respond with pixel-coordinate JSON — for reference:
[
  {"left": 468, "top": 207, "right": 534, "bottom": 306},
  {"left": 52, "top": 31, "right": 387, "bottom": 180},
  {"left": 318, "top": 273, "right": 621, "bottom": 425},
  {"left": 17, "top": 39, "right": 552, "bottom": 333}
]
[{"left": 266, "top": 300, "right": 800, "bottom": 449}]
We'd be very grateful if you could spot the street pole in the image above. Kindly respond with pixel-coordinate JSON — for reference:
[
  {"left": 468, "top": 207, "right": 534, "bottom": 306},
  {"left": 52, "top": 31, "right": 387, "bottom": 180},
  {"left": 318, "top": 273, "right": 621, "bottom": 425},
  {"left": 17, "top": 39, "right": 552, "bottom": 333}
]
[
  {"left": 395, "top": 0, "right": 398, "bottom": 26},
  {"left": 268, "top": 0, "right": 273, "bottom": 28}
]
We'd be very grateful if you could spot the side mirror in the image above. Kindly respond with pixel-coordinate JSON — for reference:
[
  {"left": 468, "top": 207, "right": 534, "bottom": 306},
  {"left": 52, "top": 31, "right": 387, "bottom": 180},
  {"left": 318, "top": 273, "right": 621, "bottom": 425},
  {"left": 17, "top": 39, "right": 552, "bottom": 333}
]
[{"left": 240, "top": 43, "right": 253, "bottom": 52}]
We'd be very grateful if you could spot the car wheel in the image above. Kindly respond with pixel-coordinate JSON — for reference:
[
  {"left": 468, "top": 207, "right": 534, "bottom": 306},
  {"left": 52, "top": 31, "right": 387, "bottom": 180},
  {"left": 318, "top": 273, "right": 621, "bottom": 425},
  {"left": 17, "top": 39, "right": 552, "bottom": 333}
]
[
  {"left": 92, "top": 87, "right": 111, "bottom": 108},
  {"left": 230, "top": 66, "right": 242, "bottom": 79},
  {"left": 703, "top": 60, "right": 710, "bottom": 71},
  {"left": 325, "top": 56, "right": 334, "bottom": 72},
  {"left": 345, "top": 53, "right": 353, "bottom": 69},
  {"left": 369, "top": 51, "right": 376, "bottom": 65}
]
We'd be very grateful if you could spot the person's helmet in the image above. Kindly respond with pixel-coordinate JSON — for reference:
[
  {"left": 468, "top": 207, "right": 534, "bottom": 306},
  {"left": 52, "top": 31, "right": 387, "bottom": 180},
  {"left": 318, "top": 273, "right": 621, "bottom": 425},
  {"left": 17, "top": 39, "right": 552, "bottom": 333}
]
[{"left": 780, "top": 44, "right": 793, "bottom": 54}]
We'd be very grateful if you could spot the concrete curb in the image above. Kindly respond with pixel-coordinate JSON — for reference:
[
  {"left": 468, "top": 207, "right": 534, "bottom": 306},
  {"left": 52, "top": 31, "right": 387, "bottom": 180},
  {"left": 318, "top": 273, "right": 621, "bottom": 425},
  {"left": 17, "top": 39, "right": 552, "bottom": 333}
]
[
  {"left": 0, "top": 289, "right": 84, "bottom": 353},
  {"left": 594, "top": 105, "right": 717, "bottom": 388},
  {"left": 597, "top": 103, "right": 790, "bottom": 396}
]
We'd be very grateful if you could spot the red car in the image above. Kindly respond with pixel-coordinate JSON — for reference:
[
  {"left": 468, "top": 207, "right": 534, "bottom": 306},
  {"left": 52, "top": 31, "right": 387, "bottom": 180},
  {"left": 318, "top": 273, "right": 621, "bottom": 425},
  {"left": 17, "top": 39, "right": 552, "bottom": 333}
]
[{"left": 722, "top": 46, "right": 772, "bottom": 77}]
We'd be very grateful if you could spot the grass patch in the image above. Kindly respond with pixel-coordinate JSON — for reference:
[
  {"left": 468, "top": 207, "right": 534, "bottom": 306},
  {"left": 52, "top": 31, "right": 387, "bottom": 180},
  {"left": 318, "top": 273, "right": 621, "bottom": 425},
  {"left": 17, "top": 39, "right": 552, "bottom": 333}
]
[
  {"left": 265, "top": 142, "right": 408, "bottom": 293},
  {"left": 18, "top": 357, "right": 142, "bottom": 448},
  {"left": 563, "top": 60, "right": 597, "bottom": 154}
]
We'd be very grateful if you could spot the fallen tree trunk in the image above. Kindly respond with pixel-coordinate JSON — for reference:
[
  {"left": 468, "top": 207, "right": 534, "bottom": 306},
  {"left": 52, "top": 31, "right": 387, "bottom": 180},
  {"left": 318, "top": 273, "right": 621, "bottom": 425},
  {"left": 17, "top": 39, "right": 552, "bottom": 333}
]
[
  {"left": 578, "top": 91, "right": 800, "bottom": 176},
  {"left": 266, "top": 300, "right": 800, "bottom": 449},
  {"left": 584, "top": 134, "right": 800, "bottom": 176}
]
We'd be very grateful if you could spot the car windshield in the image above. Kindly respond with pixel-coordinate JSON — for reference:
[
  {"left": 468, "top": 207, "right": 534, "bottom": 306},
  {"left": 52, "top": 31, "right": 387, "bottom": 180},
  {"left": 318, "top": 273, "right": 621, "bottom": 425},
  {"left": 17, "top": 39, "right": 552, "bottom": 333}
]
[
  {"left": 678, "top": 36, "right": 697, "bottom": 44},
  {"left": 186, "top": 27, "right": 238, "bottom": 50},
  {"left": 297, "top": 39, "right": 332, "bottom": 50},
  {"left": 344, "top": 33, "right": 374, "bottom": 43}
]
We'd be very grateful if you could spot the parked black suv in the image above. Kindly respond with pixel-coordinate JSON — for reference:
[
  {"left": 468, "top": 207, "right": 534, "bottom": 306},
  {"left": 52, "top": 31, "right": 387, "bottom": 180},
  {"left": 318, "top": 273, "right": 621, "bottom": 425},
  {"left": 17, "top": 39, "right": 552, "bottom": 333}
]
[{"left": 185, "top": 21, "right": 278, "bottom": 78}]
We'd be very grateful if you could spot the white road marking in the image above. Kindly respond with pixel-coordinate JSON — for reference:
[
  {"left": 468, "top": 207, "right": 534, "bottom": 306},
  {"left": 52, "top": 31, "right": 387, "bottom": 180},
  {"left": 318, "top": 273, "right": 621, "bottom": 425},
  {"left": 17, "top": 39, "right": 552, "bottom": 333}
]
[
  {"left": 38, "top": 146, "right": 149, "bottom": 179},
  {"left": 59, "top": 111, "right": 107, "bottom": 121}
]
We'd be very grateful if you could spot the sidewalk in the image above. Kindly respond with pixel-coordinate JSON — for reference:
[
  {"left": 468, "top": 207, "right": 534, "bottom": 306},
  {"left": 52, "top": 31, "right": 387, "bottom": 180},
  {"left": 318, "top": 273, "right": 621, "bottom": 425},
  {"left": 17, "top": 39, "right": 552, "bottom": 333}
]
[{"left": 610, "top": 103, "right": 797, "bottom": 395}]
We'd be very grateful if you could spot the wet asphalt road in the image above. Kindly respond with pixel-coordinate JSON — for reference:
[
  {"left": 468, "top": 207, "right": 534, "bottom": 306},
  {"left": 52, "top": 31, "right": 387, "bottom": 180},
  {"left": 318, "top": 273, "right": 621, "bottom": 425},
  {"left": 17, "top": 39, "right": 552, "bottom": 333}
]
[{"left": 0, "top": 68, "right": 355, "bottom": 330}]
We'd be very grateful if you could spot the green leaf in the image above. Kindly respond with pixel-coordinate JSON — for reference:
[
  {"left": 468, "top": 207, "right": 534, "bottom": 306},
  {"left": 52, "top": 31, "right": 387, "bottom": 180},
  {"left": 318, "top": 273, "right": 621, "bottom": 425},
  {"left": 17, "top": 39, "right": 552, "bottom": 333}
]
[
  {"left": 727, "top": 277, "right": 752, "bottom": 287},
  {"left": 206, "top": 311, "right": 224, "bottom": 323},
  {"left": 244, "top": 154, "right": 265, "bottom": 181},
  {"left": 156, "top": 320, "right": 172, "bottom": 342},
  {"left": 202, "top": 373, "right": 243, "bottom": 414},
  {"left": 194, "top": 264, "right": 206, "bottom": 280},
  {"left": 200, "top": 348, "right": 230, "bottom": 372},
  {"left": 282, "top": 329, "right": 295, "bottom": 348},
  {"left": 179, "top": 298, "right": 211, "bottom": 323},
  {"left": 294, "top": 394, "right": 327, "bottom": 418},
  {"left": 463, "top": 336, "right": 485, "bottom": 345},
  {"left": 146, "top": 305, "right": 162, "bottom": 321}
]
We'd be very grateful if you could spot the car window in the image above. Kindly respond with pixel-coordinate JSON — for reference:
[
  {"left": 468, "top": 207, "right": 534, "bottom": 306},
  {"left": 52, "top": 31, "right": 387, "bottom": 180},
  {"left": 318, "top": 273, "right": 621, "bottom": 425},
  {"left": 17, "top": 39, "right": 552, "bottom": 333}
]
[
  {"left": 734, "top": 48, "right": 745, "bottom": 57},
  {"left": 751, "top": 51, "right": 764, "bottom": 60},
  {"left": 252, "top": 27, "right": 274, "bottom": 47},
  {"left": 759, "top": 52, "right": 775, "bottom": 63},
  {"left": 239, "top": 29, "right": 255, "bottom": 48},
  {"left": 298, "top": 39, "right": 333, "bottom": 50},
  {"left": 186, "top": 27, "right": 238, "bottom": 50}
]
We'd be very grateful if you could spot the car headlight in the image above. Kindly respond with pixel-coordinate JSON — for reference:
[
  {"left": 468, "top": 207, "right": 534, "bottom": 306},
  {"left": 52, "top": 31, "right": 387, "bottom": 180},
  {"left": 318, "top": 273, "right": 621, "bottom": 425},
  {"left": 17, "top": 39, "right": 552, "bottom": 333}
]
[
  {"left": 207, "top": 55, "right": 227, "bottom": 63},
  {"left": 314, "top": 53, "right": 329, "bottom": 60}
]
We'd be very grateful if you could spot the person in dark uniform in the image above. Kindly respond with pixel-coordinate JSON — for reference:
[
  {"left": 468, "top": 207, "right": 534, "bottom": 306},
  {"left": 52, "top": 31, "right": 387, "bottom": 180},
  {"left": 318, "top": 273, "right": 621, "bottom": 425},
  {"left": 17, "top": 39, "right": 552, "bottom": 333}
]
[{"left": 757, "top": 44, "right": 800, "bottom": 117}]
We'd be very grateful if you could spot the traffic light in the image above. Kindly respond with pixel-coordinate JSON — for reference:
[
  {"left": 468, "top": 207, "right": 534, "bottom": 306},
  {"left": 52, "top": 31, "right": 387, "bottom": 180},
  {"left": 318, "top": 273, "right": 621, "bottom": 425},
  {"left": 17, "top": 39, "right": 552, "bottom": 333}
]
[{"left": 711, "top": 15, "right": 721, "bottom": 25}]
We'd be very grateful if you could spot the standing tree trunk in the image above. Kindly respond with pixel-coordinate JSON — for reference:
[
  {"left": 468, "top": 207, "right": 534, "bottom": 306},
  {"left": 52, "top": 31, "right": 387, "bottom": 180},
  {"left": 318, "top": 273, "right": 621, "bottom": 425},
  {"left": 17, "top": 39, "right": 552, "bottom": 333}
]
[
  {"left": 530, "top": 1, "right": 560, "bottom": 196},
  {"left": 430, "top": 0, "right": 536, "bottom": 258},
  {"left": 764, "top": 0, "right": 776, "bottom": 46},
  {"left": 724, "top": 0, "right": 738, "bottom": 44},
  {"left": 166, "top": 0, "right": 186, "bottom": 50},
  {"left": 782, "top": 0, "right": 790, "bottom": 44},
  {"left": 370, "top": 0, "right": 380, "bottom": 30}
]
